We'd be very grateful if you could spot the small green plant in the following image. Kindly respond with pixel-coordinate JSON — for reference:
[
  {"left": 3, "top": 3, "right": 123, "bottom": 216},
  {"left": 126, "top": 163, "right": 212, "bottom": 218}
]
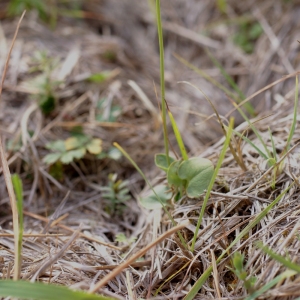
[
  {"left": 96, "top": 97, "right": 122, "bottom": 122},
  {"left": 155, "top": 155, "right": 214, "bottom": 199},
  {"left": 7, "top": 0, "right": 83, "bottom": 28},
  {"left": 230, "top": 252, "right": 257, "bottom": 294},
  {"left": 257, "top": 241, "right": 300, "bottom": 273},
  {"left": 101, "top": 173, "right": 131, "bottom": 214},
  {"left": 184, "top": 183, "right": 293, "bottom": 299},
  {"left": 230, "top": 76, "right": 299, "bottom": 185},
  {"left": 87, "top": 72, "right": 113, "bottom": 84},
  {"left": 43, "top": 133, "right": 102, "bottom": 165},
  {"left": 8, "top": 0, "right": 48, "bottom": 21},
  {"left": 139, "top": 0, "right": 215, "bottom": 208},
  {"left": 115, "top": 233, "right": 136, "bottom": 246},
  {"left": 233, "top": 20, "right": 263, "bottom": 54},
  {"left": 7, "top": 134, "right": 22, "bottom": 152},
  {"left": 97, "top": 147, "right": 122, "bottom": 160},
  {"left": 28, "top": 51, "right": 61, "bottom": 115}
]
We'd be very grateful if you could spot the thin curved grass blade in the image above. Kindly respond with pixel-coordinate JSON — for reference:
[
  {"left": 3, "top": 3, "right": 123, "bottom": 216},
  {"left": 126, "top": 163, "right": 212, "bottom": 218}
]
[{"left": 0, "top": 280, "right": 115, "bottom": 300}]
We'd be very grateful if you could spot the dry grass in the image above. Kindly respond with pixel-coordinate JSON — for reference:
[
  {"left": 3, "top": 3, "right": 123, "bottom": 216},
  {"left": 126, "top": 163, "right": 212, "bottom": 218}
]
[{"left": 1, "top": 0, "right": 300, "bottom": 299}]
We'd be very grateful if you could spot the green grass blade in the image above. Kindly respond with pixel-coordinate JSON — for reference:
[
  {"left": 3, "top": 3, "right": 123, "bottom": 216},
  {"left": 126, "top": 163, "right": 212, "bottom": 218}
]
[
  {"left": 156, "top": 0, "right": 170, "bottom": 166},
  {"left": 0, "top": 280, "right": 114, "bottom": 300},
  {"left": 180, "top": 80, "right": 247, "bottom": 171},
  {"left": 168, "top": 109, "right": 188, "bottom": 160},
  {"left": 230, "top": 100, "right": 272, "bottom": 159},
  {"left": 257, "top": 241, "right": 300, "bottom": 273},
  {"left": 113, "top": 142, "right": 188, "bottom": 249},
  {"left": 174, "top": 53, "right": 241, "bottom": 105},
  {"left": 12, "top": 173, "right": 24, "bottom": 278},
  {"left": 233, "top": 129, "right": 268, "bottom": 160},
  {"left": 245, "top": 270, "right": 297, "bottom": 300},
  {"left": 268, "top": 127, "right": 277, "bottom": 161},
  {"left": 184, "top": 183, "right": 293, "bottom": 300},
  {"left": 283, "top": 76, "right": 298, "bottom": 155},
  {"left": 191, "top": 117, "right": 234, "bottom": 252},
  {"left": 205, "top": 48, "right": 255, "bottom": 116}
]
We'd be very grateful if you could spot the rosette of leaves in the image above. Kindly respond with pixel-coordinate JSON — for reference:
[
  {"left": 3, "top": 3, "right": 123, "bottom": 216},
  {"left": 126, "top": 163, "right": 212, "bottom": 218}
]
[
  {"left": 101, "top": 173, "right": 131, "bottom": 214},
  {"left": 27, "top": 51, "right": 61, "bottom": 115},
  {"left": 156, "top": 154, "right": 214, "bottom": 199},
  {"left": 140, "top": 155, "right": 214, "bottom": 209},
  {"left": 43, "top": 134, "right": 102, "bottom": 165}
]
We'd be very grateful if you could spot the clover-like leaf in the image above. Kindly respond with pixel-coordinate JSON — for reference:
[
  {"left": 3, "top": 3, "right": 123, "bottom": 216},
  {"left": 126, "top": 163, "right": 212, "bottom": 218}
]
[
  {"left": 43, "top": 152, "right": 62, "bottom": 165},
  {"left": 65, "top": 137, "right": 83, "bottom": 151},
  {"left": 155, "top": 154, "right": 175, "bottom": 172},
  {"left": 60, "top": 148, "right": 86, "bottom": 164},
  {"left": 45, "top": 140, "right": 66, "bottom": 152},
  {"left": 139, "top": 184, "right": 172, "bottom": 209},
  {"left": 178, "top": 157, "right": 214, "bottom": 198},
  {"left": 86, "top": 138, "right": 102, "bottom": 155}
]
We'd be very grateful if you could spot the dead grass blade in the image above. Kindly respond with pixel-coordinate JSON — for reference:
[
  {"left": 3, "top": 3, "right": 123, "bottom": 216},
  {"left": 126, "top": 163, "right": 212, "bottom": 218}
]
[
  {"left": 88, "top": 221, "right": 189, "bottom": 294},
  {"left": 0, "top": 10, "right": 26, "bottom": 280}
]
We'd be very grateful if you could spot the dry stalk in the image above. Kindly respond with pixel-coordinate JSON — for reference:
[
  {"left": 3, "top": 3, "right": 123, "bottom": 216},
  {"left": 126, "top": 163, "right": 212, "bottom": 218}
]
[
  {"left": 0, "top": 10, "right": 26, "bottom": 280},
  {"left": 89, "top": 221, "right": 189, "bottom": 293},
  {"left": 23, "top": 210, "right": 121, "bottom": 251}
]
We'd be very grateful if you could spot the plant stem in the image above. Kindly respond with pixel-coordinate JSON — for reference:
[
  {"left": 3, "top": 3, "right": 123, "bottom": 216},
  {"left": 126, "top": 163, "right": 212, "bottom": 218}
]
[{"left": 156, "top": 0, "right": 170, "bottom": 166}]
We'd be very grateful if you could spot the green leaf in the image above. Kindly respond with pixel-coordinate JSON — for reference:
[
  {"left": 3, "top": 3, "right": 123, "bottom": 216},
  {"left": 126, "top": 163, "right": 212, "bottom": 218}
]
[
  {"left": 107, "top": 147, "right": 122, "bottom": 160},
  {"left": 45, "top": 140, "right": 66, "bottom": 152},
  {"left": 12, "top": 174, "right": 23, "bottom": 205},
  {"left": 168, "top": 110, "right": 188, "bottom": 160},
  {"left": 216, "top": 0, "right": 227, "bottom": 13},
  {"left": 0, "top": 280, "right": 115, "bottom": 300},
  {"left": 178, "top": 157, "right": 214, "bottom": 198},
  {"left": 86, "top": 139, "right": 102, "bottom": 155},
  {"left": 155, "top": 154, "right": 175, "bottom": 172},
  {"left": 249, "top": 23, "right": 263, "bottom": 39},
  {"left": 266, "top": 157, "right": 276, "bottom": 167},
  {"left": 232, "top": 252, "right": 244, "bottom": 273},
  {"left": 60, "top": 148, "right": 86, "bottom": 164},
  {"left": 7, "top": 136, "right": 22, "bottom": 152},
  {"left": 167, "top": 160, "right": 184, "bottom": 187},
  {"left": 140, "top": 184, "right": 172, "bottom": 209},
  {"left": 87, "top": 72, "right": 111, "bottom": 83},
  {"left": 256, "top": 241, "right": 300, "bottom": 273},
  {"left": 40, "top": 94, "right": 56, "bottom": 115},
  {"left": 65, "top": 136, "right": 88, "bottom": 151},
  {"left": 43, "top": 152, "right": 62, "bottom": 165},
  {"left": 245, "top": 270, "right": 296, "bottom": 300}
]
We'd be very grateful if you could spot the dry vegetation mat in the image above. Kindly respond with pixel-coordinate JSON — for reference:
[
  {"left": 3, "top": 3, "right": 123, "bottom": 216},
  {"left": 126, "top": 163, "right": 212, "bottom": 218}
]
[{"left": 1, "top": 0, "right": 300, "bottom": 299}]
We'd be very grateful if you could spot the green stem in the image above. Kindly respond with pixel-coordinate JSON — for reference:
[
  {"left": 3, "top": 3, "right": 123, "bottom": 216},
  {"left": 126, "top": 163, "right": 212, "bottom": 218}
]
[{"left": 156, "top": 0, "right": 170, "bottom": 166}]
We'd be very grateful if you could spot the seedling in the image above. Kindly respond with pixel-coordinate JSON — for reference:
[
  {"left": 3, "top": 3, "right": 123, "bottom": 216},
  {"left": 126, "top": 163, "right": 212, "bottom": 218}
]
[
  {"left": 155, "top": 155, "right": 214, "bottom": 199},
  {"left": 233, "top": 20, "right": 263, "bottom": 54},
  {"left": 97, "top": 147, "right": 122, "bottom": 160},
  {"left": 115, "top": 233, "right": 137, "bottom": 246},
  {"left": 230, "top": 252, "right": 257, "bottom": 294},
  {"left": 96, "top": 97, "right": 122, "bottom": 122},
  {"left": 28, "top": 51, "right": 61, "bottom": 115},
  {"left": 101, "top": 173, "right": 131, "bottom": 214},
  {"left": 43, "top": 133, "right": 102, "bottom": 165},
  {"left": 229, "top": 76, "right": 299, "bottom": 186}
]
